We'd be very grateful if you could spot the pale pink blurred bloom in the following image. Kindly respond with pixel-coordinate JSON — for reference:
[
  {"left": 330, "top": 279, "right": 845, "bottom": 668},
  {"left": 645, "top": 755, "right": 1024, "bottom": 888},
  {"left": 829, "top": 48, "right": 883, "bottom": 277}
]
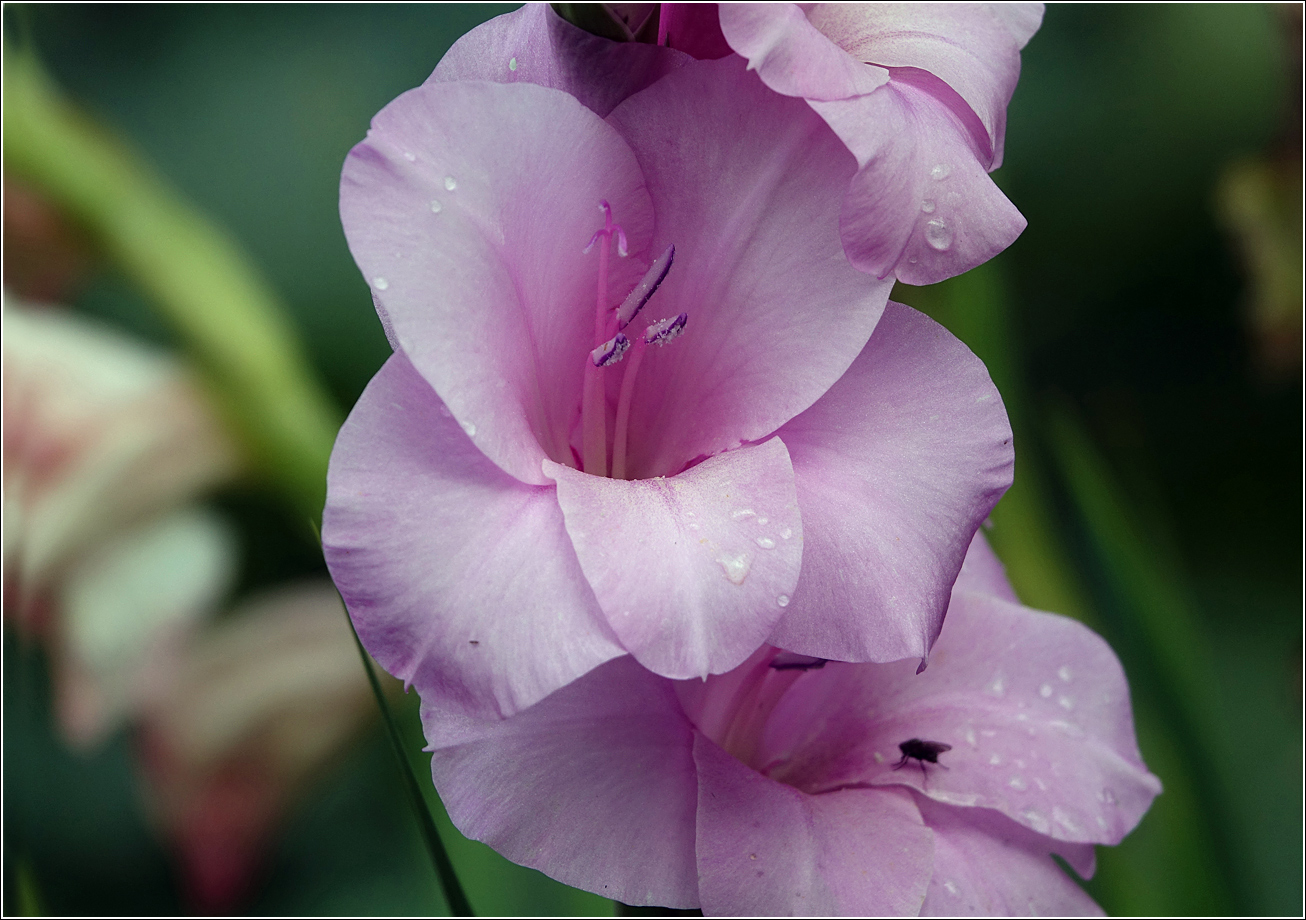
[
  {"left": 136, "top": 581, "right": 381, "bottom": 911},
  {"left": 2, "top": 293, "right": 241, "bottom": 745}
]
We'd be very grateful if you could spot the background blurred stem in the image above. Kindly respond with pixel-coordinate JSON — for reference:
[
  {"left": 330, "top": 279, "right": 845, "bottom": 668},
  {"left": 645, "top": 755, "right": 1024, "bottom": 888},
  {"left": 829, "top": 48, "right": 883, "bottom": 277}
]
[{"left": 2, "top": 44, "right": 340, "bottom": 526}]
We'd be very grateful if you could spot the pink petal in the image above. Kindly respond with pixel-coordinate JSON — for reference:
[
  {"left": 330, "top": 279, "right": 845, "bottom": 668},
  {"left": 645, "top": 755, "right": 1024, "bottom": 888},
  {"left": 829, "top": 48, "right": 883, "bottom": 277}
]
[
  {"left": 694, "top": 733, "right": 933, "bottom": 916},
  {"left": 803, "top": 3, "right": 1026, "bottom": 165},
  {"left": 322, "top": 354, "right": 624, "bottom": 720},
  {"left": 428, "top": 4, "right": 688, "bottom": 117},
  {"left": 544, "top": 437, "right": 802, "bottom": 679},
  {"left": 769, "top": 302, "right": 1013, "bottom": 663},
  {"left": 658, "top": 3, "right": 735, "bottom": 60},
  {"left": 717, "top": 4, "right": 890, "bottom": 101},
  {"left": 605, "top": 57, "right": 892, "bottom": 479},
  {"left": 917, "top": 797, "right": 1103, "bottom": 917},
  {"left": 989, "top": 3, "right": 1046, "bottom": 51},
  {"left": 953, "top": 530, "right": 1021, "bottom": 604},
  {"left": 429, "top": 656, "right": 700, "bottom": 909},
  {"left": 340, "top": 79, "right": 654, "bottom": 485},
  {"left": 813, "top": 82, "right": 1026, "bottom": 285},
  {"left": 762, "top": 592, "right": 1162, "bottom": 846}
]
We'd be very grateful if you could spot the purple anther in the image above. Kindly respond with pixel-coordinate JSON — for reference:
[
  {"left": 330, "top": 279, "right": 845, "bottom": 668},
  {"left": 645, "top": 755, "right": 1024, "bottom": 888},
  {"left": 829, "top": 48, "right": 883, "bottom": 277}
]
[
  {"left": 616, "top": 245, "right": 675, "bottom": 328},
  {"left": 643, "top": 312, "right": 688, "bottom": 346},
  {"left": 590, "top": 332, "right": 631, "bottom": 367}
]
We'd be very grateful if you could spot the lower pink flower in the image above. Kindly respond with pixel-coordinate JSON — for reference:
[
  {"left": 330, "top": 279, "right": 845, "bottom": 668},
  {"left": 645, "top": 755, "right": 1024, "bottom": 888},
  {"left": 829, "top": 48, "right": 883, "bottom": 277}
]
[{"left": 423, "top": 535, "right": 1161, "bottom": 915}]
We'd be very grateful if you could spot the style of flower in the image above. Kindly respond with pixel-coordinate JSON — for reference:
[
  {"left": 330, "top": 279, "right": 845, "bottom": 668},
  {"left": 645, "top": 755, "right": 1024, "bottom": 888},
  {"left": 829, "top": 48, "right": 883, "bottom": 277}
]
[
  {"left": 424, "top": 534, "right": 1162, "bottom": 915},
  {"left": 325, "top": 54, "right": 1014, "bottom": 725}
]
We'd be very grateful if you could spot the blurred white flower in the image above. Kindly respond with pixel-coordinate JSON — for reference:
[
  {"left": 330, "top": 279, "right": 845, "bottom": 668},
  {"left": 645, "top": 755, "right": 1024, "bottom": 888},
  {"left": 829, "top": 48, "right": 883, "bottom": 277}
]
[{"left": 3, "top": 292, "right": 242, "bottom": 745}]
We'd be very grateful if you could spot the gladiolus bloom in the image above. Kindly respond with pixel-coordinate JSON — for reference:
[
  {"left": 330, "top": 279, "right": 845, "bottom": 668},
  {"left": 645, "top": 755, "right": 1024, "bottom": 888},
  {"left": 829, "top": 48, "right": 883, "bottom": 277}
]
[
  {"left": 325, "top": 55, "right": 1012, "bottom": 724},
  {"left": 715, "top": 2, "right": 1042, "bottom": 285},
  {"left": 425, "top": 535, "right": 1161, "bottom": 915}
]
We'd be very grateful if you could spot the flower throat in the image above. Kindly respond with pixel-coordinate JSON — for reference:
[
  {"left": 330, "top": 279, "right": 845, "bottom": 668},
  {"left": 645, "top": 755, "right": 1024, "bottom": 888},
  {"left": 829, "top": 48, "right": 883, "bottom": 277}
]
[{"left": 579, "top": 201, "right": 685, "bottom": 480}]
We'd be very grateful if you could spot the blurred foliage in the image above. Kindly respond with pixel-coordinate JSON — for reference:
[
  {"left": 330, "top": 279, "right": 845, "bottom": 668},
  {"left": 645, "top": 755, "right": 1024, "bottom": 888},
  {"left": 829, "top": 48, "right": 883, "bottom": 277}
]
[{"left": 3, "top": 3, "right": 1300, "bottom": 917}]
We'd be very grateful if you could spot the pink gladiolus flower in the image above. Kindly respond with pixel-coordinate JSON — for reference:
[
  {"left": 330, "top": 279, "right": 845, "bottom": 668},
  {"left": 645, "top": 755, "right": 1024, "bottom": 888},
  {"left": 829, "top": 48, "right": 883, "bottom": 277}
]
[
  {"left": 425, "top": 535, "right": 1161, "bottom": 914},
  {"left": 714, "top": 2, "right": 1043, "bottom": 285},
  {"left": 325, "top": 56, "right": 1013, "bottom": 723}
]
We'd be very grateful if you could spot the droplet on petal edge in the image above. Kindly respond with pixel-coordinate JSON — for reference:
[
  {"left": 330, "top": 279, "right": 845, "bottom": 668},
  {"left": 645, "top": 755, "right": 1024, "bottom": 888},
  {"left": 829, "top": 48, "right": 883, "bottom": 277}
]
[
  {"left": 373, "top": 277, "right": 389, "bottom": 291},
  {"left": 444, "top": 176, "right": 458, "bottom": 191},
  {"left": 460, "top": 420, "right": 476, "bottom": 437},
  {"left": 924, "top": 219, "right": 953, "bottom": 251}
]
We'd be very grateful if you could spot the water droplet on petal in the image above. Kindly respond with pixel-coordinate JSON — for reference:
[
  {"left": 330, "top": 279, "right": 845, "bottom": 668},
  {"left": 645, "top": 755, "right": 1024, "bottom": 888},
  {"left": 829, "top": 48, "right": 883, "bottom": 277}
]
[
  {"left": 731, "top": 508, "right": 756, "bottom": 520},
  {"left": 430, "top": 200, "right": 442, "bottom": 213},
  {"left": 964, "top": 728, "right": 977, "bottom": 746},
  {"left": 508, "top": 56, "right": 518, "bottom": 72},
  {"left": 373, "top": 277, "right": 389, "bottom": 291},
  {"left": 1099, "top": 788, "right": 1118, "bottom": 806},
  {"left": 1052, "top": 807, "right": 1079, "bottom": 833},
  {"left": 989, "top": 753, "right": 1002, "bottom": 765},
  {"left": 756, "top": 517, "right": 768, "bottom": 525},
  {"left": 777, "top": 594, "right": 790, "bottom": 607},
  {"left": 1058, "top": 696, "right": 1075, "bottom": 710},
  {"left": 988, "top": 676, "right": 1005, "bottom": 696},
  {"left": 1058, "top": 665, "right": 1072, "bottom": 682},
  {"left": 779, "top": 527, "right": 792, "bottom": 540},
  {"left": 1009, "top": 776, "right": 1027, "bottom": 791},
  {"left": 718, "top": 552, "right": 751, "bottom": 585},
  {"left": 921, "top": 198, "right": 936, "bottom": 213},
  {"left": 1021, "top": 810, "right": 1050, "bottom": 834},
  {"left": 925, "top": 218, "right": 953, "bottom": 251},
  {"left": 872, "top": 750, "right": 884, "bottom": 763},
  {"left": 444, "top": 176, "right": 458, "bottom": 191},
  {"left": 688, "top": 522, "right": 700, "bottom": 531},
  {"left": 931, "top": 163, "right": 952, "bottom": 181},
  {"left": 756, "top": 537, "right": 776, "bottom": 549},
  {"left": 1040, "top": 683, "right": 1053, "bottom": 698},
  {"left": 404, "top": 151, "right": 416, "bottom": 162},
  {"left": 460, "top": 420, "right": 476, "bottom": 437},
  {"left": 943, "top": 881, "right": 959, "bottom": 897}
]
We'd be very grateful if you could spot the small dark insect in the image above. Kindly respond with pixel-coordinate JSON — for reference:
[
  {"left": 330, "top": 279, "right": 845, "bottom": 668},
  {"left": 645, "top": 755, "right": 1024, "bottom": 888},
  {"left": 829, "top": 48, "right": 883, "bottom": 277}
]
[{"left": 894, "top": 738, "right": 952, "bottom": 776}]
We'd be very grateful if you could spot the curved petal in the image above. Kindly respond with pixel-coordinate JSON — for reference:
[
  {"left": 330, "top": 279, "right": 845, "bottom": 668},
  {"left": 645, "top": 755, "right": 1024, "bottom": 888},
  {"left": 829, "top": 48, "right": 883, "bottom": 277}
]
[
  {"left": 322, "top": 354, "right": 624, "bottom": 720},
  {"left": 716, "top": 3, "right": 890, "bottom": 101},
  {"left": 804, "top": 3, "right": 1027, "bottom": 165},
  {"left": 545, "top": 437, "right": 802, "bottom": 679},
  {"left": 429, "top": 657, "right": 700, "bottom": 909},
  {"left": 760, "top": 592, "right": 1162, "bottom": 846},
  {"left": 953, "top": 530, "right": 1020, "bottom": 604},
  {"left": 428, "top": 4, "right": 688, "bottom": 118},
  {"left": 989, "top": 3, "right": 1046, "bottom": 51},
  {"left": 917, "top": 798, "right": 1102, "bottom": 917},
  {"left": 340, "top": 79, "right": 654, "bottom": 484},
  {"left": 659, "top": 3, "right": 734, "bottom": 60},
  {"left": 694, "top": 733, "right": 933, "bottom": 916},
  {"left": 769, "top": 302, "right": 1013, "bottom": 663},
  {"left": 606, "top": 57, "right": 892, "bottom": 479},
  {"left": 814, "top": 82, "right": 1026, "bottom": 285}
]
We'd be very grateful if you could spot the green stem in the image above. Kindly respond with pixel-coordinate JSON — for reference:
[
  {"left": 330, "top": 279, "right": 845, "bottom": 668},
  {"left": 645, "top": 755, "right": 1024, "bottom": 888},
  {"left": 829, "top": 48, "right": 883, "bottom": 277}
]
[
  {"left": 2, "top": 45, "right": 339, "bottom": 526},
  {"left": 343, "top": 607, "right": 474, "bottom": 917}
]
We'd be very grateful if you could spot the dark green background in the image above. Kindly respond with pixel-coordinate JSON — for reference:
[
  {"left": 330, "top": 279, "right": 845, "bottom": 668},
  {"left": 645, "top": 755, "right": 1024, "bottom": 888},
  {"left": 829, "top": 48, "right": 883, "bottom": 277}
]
[{"left": 3, "top": 4, "right": 1300, "bottom": 916}]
